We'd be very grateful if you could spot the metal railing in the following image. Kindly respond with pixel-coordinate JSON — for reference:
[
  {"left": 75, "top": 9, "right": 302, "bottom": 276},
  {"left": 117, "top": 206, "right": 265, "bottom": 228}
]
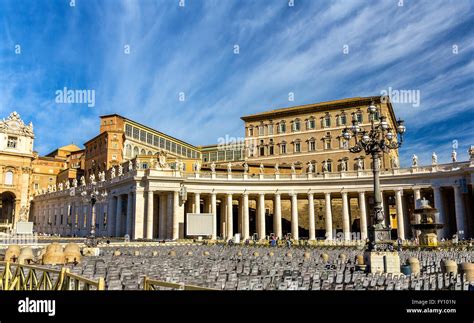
[
  {"left": 0, "top": 261, "right": 105, "bottom": 291},
  {"left": 143, "top": 277, "right": 217, "bottom": 291}
]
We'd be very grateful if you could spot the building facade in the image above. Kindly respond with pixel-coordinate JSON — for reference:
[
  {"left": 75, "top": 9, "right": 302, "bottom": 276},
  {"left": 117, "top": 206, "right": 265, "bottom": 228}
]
[
  {"left": 0, "top": 112, "right": 35, "bottom": 231},
  {"left": 241, "top": 96, "right": 399, "bottom": 172},
  {"left": 31, "top": 155, "right": 474, "bottom": 241}
]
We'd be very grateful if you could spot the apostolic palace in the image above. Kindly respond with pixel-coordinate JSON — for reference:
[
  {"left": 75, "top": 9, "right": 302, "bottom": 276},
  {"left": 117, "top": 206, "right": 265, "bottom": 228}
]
[{"left": 1, "top": 96, "right": 473, "bottom": 242}]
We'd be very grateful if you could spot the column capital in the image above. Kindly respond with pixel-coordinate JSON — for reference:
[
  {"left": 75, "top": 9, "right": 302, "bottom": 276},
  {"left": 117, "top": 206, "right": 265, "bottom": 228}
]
[
  {"left": 358, "top": 191, "right": 366, "bottom": 196},
  {"left": 242, "top": 191, "right": 248, "bottom": 196}
]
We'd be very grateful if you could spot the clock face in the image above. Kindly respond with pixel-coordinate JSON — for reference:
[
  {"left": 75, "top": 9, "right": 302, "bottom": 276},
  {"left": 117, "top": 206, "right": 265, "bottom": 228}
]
[{"left": 9, "top": 121, "right": 19, "bottom": 130}]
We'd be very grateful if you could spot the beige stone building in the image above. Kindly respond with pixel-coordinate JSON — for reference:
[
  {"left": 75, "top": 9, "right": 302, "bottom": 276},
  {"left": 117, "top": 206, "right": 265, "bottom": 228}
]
[
  {"left": 0, "top": 112, "right": 35, "bottom": 231},
  {"left": 241, "top": 96, "right": 399, "bottom": 172}
]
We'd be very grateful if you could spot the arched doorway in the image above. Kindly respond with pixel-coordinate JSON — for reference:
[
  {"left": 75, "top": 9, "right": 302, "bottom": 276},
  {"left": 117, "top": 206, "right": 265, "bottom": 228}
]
[{"left": 0, "top": 191, "right": 16, "bottom": 229}]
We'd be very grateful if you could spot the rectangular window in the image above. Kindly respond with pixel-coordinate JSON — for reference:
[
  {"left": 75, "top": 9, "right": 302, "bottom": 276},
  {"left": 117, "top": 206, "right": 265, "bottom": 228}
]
[
  {"left": 258, "top": 126, "right": 264, "bottom": 136},
  {"left": 165, "top": 140, "right": 171, "bottom": 151},
  {"left": 268, "top": 125, "right": 273, "bottom": 135},
  {"left": 308, "top": 120, "right": 315, "bottom": 129},
  {"left": 7, "top": 136, "right": 17, "bottom": 148},
  {"left": 325, "top": 140, "right": 331, "bottom": 150},
  {"left": 147, "top": 132, "right": 153, "bottom": 145},
  {"left": 226, "top": 150, "right": 233, "bottom": 160},
  {"left": 203, "top": 153, "right": 209, "bottom": 162},
  {"left": 357, "top": 112, "right": 363, "bottom": 123},
  {"left": 281, "top": 144, "right": 286, "bottom": 154},
  {"left": 309, "top": 141, "right": 315, "bottom": 151},
  {"left": 249, "top": 128, "right": 254, "bottom": 136},
  {"left": 269, "top": 146, "right": 274, "bottom": 155},
  {"left": 210, "top": 151, "right": 217, "bottom": 161},
  {"left": 186, "top": 149, "right": 191, "bottom": 158},
  {"left": 153, "top": 135, "right": 159, "bottom": 147},
  {"left": 125, "top": 124, "right": 132, "bottom": 137},
  {"left": 140, "top": 130, "right": 146, "bottom": 142},
  {"left": 324, "top": 117, "right": 331, "bottom": 128},
  {"left": 295, "top": 142, "right": 301, "bottom": 153},
  {"left": 234, "top": 150, "right": 242, "bottom": 160},
  {"left": 340, "top": 115, "right": 347, "bottom": 125},
  {"left": 217, "top": 150, "right": 225, "bottom": 161},
  {"left": 132, "top": 127, "right": 139, "bottom": 140}
]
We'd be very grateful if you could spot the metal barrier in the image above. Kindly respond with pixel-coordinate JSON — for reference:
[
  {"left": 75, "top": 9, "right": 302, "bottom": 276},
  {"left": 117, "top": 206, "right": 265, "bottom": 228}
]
[
  {"left": 0, "top": 261, "right": 105, "bottom": 291},
  {"left": 143, "top": 277, "right": 217, "bottom": 291}
]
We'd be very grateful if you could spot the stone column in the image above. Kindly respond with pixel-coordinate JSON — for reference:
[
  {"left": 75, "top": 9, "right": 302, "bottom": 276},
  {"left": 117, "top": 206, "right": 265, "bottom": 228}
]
[
  {"left": 453, "top": 185, "right": 466, "bottom": 238},
  {"left": 341, "top": 192, "right": 350, "bottom": 241},
  {"left": 194, "top": 193, "right": 201, "bottom": 214},
  {"left": 211, "top": 192, "right": 217, "bottom": 240},
  {"left": 358, "top": 191, "right": 367, "bottom": 240},
  {"left": 291, "top": 193, "right": 299, "bottom": 240},
  {"left": 258, "top": 193, "right": 266, "bottom": 240},
  {"left": 432, "top": 185, "right": 446, "bottom": 238},
  {"left": 308, "top": 193, "right": 316, "bottom": 241},
  {"left": 167, "top": 192, "right": 173, "bottom": 239},
  {"left": 273, "top": 193, "right": 282, "bottom": 238},
  {"left": 325, "top": 192, "right": 333, "bottom": 240},
  {"left": 172, "top": 191, "right": 183, "bottom": 240},
  {"left": 226, "top": 193, "right": 233, "bottom": 240},
  {"left": 203, "top": 196, "right": 211, "bottom": 213},
  {"left": 126, "top": 192, "right": 133, "bottom": 236},
  {"left": 146, "top": 190, "right": 154, "bottom": 239},
  {"left": 395, "top": 189, "right": 405, "bottom": 240},
  {"left": 159, "top": 193, "right": 167, "bottom": 239},
  {"left": 133, "top": 190, "right": 145, "bottom": 239},
  {"left": 115, "top": 195, "right": 123, "bottom": 237},
  {"left": 242, "top": 192, "right": 249, "bottom": 240},
  {"left": 413, "top": 187, "right": 421, "bottom": 237}
]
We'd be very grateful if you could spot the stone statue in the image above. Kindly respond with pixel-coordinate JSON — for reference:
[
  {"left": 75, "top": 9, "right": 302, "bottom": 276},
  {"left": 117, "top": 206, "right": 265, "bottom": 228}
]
[
  {"left": 135, "top": 160, "right": 140, "bottom": 170},
  {"left": 291, "top": 162, "right": 296, "bottom": 174},
  {"left": 99, "top": 171, "right": 105, "bottom": 182},
  {"left": 322, "top": 160, "right": 328, "bottom": 172},
  {"left": 274, "top": 162, "right": 280, "bottom": 174},
  {"left": 211, "top": 161, "right": 216, "bottom": 173},
  {"left": 52, "top": 184, "right": 56, "bottom": 192},
  {"left": 89, "top": 173, "right": 96, "bottom": 185},
  {"left": 118, "top": 164, "right": 123, "bottom": 176},
  {"left": 110, "top": 167, "right": 116, "bottom": 179},
  {"left": 469, "top": 145, "right": 474, "bottom": 161},
  {"left": 357, "top": 158, "right": 364, "bottom": 170},
  {"left": 412, "top": 154, "right": 418, "bottom": 167},
  {"left": 243, "top": 162, "right": 249, "bottom": 173},
  {"left": 341, "top": 160, "right": 347, "bottom": 172},
  {"left": 431, "top": 152, "right": 438, "bottom": 165},
  {"left": 128, "top": 160, "right": 134, "bottom": 172},
  {"left": 307, "top": 162, "right": 313, "bottom": 174},
  {"left": 158, "top": 150, "right": 168, "bottom": 168},
  {"left": 227, "top": 162, "right": 232, "bottom": 173},
  {"left": 392, "top": 156, "right": 399, "bottom": 169},
  {"left": 58, "top": 182, "right": 63, "bottom": 191},
  {"left": 80, "top": 176, "right": 86, "bottom": 186},
  {"left": 180, "top": 160, "right": 185, "bottom": 172},
  {"left": 72, "top": 178, "right": 78, "bottom": 188},
  {"left": 65, "top": 180, "right": 70, "bottom": 189},
  {"left": 194, "top": 161, "right": 201, "bottom": 172},
  {"left": 451, "top": 150, "right": 457, "bottom": 163},
  {"left": 259, "top": 163, "right": 264, "bottom": 174}
]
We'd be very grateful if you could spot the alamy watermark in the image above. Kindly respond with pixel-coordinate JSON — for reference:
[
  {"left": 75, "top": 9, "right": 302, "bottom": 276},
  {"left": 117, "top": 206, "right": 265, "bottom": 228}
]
[
  {"left": 55, "top": 87, "right": 96, "bottom": 108},
  {"left": 380, "top": 87, "right": 420, "bottom": 107}
]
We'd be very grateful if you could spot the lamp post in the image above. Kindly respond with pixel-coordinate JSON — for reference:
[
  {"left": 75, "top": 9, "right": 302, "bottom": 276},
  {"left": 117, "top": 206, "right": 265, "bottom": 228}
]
[
  {"left": 342, "top": 101, "right": 406, "bottom": 249},
  {"left": 80, "top": 184, "right": 108, "bottom": 247}
]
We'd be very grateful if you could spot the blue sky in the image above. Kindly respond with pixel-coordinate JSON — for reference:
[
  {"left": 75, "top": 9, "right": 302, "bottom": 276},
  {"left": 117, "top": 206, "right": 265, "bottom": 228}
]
[{"left": 0, "top": 0, "right": 473, "bottom": 166}]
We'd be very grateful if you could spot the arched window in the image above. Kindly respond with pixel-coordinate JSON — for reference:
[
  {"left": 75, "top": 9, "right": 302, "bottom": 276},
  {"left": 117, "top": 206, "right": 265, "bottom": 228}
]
[
  {"left": 125, "top": 144, "right": 132, "bottom": 157},
  {"left": 147, "top": 151, "right": 153, "bottom": 156},
  {"left": 133, "top": 146, "right": 139, "bottom": 157},
  {"left": 140, "top": 149, "right": 146, "bottom": 155},
  {"left": 4, "top": 171, "right": 13, "bottom": 185}
]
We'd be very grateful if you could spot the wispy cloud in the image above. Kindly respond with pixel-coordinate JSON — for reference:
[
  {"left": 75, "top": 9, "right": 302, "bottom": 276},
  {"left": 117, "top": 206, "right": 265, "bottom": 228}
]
[{"left": 0, "top": 0, "right": 472, "bottom": 166}]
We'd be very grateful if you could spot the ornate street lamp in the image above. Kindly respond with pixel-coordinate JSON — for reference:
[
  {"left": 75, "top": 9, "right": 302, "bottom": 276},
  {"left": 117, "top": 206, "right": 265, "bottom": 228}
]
[
  {"left": 342, "top": 101, "right": 406, "bottom": 249},
  {"left": 79, "top": 184, "right": 108, "bottom": 247}
]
